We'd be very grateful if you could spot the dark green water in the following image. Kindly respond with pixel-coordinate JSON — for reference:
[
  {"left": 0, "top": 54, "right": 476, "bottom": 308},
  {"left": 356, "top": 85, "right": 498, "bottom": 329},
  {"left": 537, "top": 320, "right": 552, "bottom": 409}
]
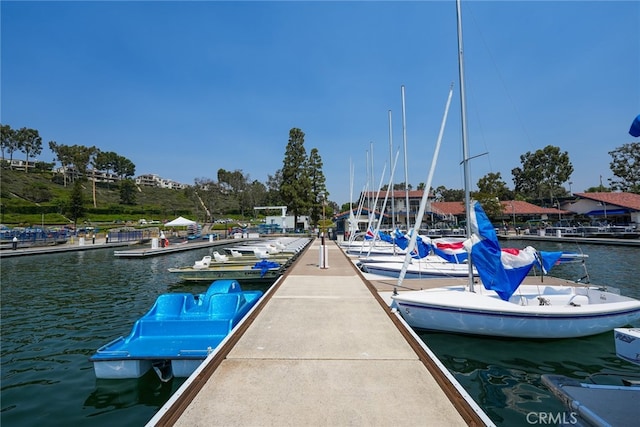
[
  {"left": 1, "top": 241, "right": 639, "bottom": 426},
  {"left": 420, "top": 240, "right": 640, "bottom": 426},
  {"left": 0, "top": 246, "right": 271, "bottom": 427}
]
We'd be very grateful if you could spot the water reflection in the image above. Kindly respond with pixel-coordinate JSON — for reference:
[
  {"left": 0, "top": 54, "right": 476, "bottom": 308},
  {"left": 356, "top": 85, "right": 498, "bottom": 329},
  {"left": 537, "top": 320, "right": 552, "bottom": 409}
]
[
  {"left": 1, "top": 245, "right": 274, "bottom": 427},
  {"left": 421, "top": 329, "right": 640, "bottom": 425},
  {"left": 1, "top": 241, "right": 638, "bottom": 427},
  {"left": 84, "top": 373, "right": 185, "bottom": 410}
]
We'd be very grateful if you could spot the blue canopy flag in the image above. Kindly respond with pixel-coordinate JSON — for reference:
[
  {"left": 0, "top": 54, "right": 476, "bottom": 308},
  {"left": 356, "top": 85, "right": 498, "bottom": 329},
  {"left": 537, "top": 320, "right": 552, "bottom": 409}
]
[
  {"left": 630, "top": 114, "right": 640, "bottom": 137},
  {"left": 465, "top": 201, "right": 562, "bottom": 301},
  {"left": 393, "top": 228, "right": 431, "bottom": 259}
]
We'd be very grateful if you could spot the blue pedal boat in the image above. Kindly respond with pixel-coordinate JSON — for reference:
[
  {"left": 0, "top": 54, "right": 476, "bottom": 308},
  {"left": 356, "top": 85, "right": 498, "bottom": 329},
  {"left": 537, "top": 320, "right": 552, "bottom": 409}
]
[{"left": 90, "top": 279, "right": 263, "bottom": 379}]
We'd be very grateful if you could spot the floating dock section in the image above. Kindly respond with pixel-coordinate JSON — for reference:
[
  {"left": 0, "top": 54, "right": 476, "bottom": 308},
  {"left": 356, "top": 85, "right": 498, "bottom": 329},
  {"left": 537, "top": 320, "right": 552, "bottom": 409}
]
[{"left": 147, "top": 238, "right": 493, "bottom": 426}]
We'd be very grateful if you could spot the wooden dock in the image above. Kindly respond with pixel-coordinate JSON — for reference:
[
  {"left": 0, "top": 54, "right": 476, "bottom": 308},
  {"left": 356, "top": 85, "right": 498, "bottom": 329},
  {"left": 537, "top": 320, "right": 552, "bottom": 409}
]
[{"left": 146, "top": 239, "right": 493, "bottom": 426}]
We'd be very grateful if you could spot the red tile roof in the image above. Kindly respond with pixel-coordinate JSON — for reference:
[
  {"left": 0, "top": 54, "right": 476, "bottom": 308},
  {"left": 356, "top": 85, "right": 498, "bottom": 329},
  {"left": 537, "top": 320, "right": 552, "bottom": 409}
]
[
  {"left": 431, "top": 200, "right": 564, "bottom": 216},
  {"left": 431, "top": 201, "right": 465, "bottom": 215},
  {"left": 361, "top": 190, "right": 428, "bottom": 199},
  {"left": 499, "top": 200, "right": 565, "bottom": 215},
  {"left": 574, "top": 192, "right": 640, "bottom": 211}
]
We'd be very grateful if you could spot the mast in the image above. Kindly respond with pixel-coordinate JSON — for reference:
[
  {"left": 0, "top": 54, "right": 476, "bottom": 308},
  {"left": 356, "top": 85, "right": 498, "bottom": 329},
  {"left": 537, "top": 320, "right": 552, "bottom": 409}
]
[
  {"left": 367, "top": 151, "right": 400, "bottom": 258},
  {"left": 456, "top": 0, "right": 475, "bottom": 292},
  {"left": 397, "top": 85, "right": 454, "bottom": 288},
  {"left": 401, "top": 85, "right": 410, "bottom": 230},
  {"left": 365, "top": 148, "right": 370, "bottom": 214},
  {"left": 348, "top": 158, "right": 356, "bottom": 242},
  {"left": 388, "top": 110, "right": 396, "bottom": 233}
]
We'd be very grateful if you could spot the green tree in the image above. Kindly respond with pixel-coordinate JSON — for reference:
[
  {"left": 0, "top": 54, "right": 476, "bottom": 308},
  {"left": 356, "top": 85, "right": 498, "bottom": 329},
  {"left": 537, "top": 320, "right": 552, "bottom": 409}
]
[
  {"left": 49, "top": 141, "right": 74, "bottom": 185},
  {"left": 393, "top": 182, "right": 413, "bottom": 191},
  {"left": 1, "top": 124, "right": 18, "bottom": 167},
  {"left": 68, "top": 144, "right": 96, "bottom": 178},
  {"left": 217, "top": 168, "right": 247, "bottom": 215},
  {"left": 265, "top": 169, "right": 284, "bottom": 206},
  {"left": 89, "top": 148, "right": 102, "bottom": 208},
  {"left": 94, "top": 151, "right": 120, "bottom": 188},
  {"left": 608, "top": 142, "right": 640, "bottom": 193},
  {"left": 280, "top": 128, "right": 311, "bottom": 229},
  {"left": 511, "top": 145, "right": 573, "bottom": 201},
  {"left": 585, "top": 185, "right": 610, "bottom": 193},
  {"left": 476, "top": 172, "right": 512, "bottom": 200},
  {"left": 307, "top": 148, "right": 328, "bottom": 226},
  {"left": 433, "top": 185, "right": 464, "bottom": 202},
  {"left": 244, "top": 180, "right": 268, "bottom": 216},
  {"left": 68, "top": 180, "right": 85, "bottom": 228},
  {"left": 119, "top": 179, "right": 137, "bottom": 205},
  {"left": 473, "top": 195, "right": 503, "bottom": 219},
  {"left": 112, "top": 155, "right": 135, "bottom": 179},
  {"left": 16, "top": 127, "right": 43, "bottom": 173}
]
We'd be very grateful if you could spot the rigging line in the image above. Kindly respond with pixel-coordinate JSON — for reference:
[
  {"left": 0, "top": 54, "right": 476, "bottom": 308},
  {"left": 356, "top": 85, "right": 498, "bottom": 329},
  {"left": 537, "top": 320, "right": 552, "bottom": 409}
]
[
  {"left": 398, "top": 84, "right": 455, "bottom": 288},
  {"left": 367, "top": 150, "right": 401, "bottom": 258}
]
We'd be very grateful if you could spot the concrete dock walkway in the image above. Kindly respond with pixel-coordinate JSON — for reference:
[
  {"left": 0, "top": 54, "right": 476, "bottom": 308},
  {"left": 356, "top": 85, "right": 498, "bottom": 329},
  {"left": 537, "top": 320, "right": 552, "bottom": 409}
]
[{"left": 148, "top": 238, "right": 491, "bottom": 426}]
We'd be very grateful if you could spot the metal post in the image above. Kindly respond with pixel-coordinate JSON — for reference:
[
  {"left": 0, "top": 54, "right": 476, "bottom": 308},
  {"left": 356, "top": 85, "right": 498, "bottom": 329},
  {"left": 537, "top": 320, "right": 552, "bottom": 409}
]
[{"left": 321, "top": 195, "right": 328, "bottom": 269}]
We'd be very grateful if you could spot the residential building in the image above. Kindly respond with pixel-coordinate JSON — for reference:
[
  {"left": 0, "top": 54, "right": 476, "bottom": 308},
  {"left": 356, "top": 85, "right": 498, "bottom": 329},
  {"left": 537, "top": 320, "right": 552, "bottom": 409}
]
[{"left": 561, "top": 192, "right": 640, "bottom": 225}]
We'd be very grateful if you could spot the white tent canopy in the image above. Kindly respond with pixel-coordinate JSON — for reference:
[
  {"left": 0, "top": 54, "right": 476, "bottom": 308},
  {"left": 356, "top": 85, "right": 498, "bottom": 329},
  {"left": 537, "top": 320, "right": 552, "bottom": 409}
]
[{"left": 164, "top": 216, "right": 196, "bottom": 227}]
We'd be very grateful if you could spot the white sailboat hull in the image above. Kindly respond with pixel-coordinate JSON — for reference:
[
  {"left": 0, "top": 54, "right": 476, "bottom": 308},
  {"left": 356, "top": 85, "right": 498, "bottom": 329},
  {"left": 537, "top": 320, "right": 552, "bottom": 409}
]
[
  {"left": 392, "top": 285, "right": 640, "bottom": 338},
  {"left": 343, "top": 243, "right": 405, "bottom": 256},
  {"left": 614, "top": 328, "right": 640, "bottom": 365},
  {"left": 360, "top": 259, "right": 472, "bottom": 279}
]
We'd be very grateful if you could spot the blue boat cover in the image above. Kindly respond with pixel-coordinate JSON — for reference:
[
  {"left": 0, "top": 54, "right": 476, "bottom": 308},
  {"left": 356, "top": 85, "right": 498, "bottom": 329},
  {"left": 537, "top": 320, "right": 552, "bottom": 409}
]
[
  {"left": 252, "top": 260, "right": 280, "bottom": 277},
  {"left": 467, "top": 201, "right": 562, "bottom": 301},
  {"left": 630, "top": 114, "right": 640, "bottom": 137}
]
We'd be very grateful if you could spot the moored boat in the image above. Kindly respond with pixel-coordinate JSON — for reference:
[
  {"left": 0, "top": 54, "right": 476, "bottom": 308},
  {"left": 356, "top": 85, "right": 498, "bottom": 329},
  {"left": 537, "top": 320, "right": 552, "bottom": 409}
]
[
  {"left": 538, "top": 116, "right": 640, "bottom": 427},
  {"left": 393, "top": 283, "right": 640, "bottom": 338},
  {"left": 614, "top": 327, "right": 640, "bottom": 366},
  {"left": 224, "top": 237, "right": 311, "bottom": 256},
  {"left": 360, "top": 257, "right": 472, "bottom": 279},
  {"left": 390, "top": 0, "right": 640, "bottom": 339},
  {"left": 89, "top": 279, "right": 263, "bottom": 379},
  {"left": 168, "top": 259, "right": 283, "bottom": 283}
]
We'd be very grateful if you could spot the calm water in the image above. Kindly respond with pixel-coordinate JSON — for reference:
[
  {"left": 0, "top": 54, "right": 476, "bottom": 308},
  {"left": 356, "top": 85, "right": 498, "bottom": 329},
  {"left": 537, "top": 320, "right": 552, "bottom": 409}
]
[
  {"left": 1, "top": 246, "right": 272, "bottom": 427},
  {"left": 420, "top": 240, "right": 640, "bottom": 426},
  {"left": 1, "top": 240, "right": 639, "bottom": 426}
]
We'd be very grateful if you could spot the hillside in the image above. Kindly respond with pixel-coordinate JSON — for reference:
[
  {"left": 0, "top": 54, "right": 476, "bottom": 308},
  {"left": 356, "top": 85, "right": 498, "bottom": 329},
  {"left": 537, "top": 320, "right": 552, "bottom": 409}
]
[{"left": 0, "top": 168, "right": 199, "bottom": 226}]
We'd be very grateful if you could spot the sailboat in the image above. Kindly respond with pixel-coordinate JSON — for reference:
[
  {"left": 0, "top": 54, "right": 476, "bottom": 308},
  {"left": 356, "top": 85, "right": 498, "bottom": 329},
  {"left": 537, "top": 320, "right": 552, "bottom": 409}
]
[
  {"left": 390, "top": 0, "right": 640, "bottom": 339},
  {"left": 356, "top": 229, "right": 474, "bottom": 278}
]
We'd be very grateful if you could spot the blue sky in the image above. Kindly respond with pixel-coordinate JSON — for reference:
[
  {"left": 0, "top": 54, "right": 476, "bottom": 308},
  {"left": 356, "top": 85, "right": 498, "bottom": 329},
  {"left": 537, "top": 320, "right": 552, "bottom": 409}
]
[{"left": 2, "top": 0, "right": 639, "bottom": 207}]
